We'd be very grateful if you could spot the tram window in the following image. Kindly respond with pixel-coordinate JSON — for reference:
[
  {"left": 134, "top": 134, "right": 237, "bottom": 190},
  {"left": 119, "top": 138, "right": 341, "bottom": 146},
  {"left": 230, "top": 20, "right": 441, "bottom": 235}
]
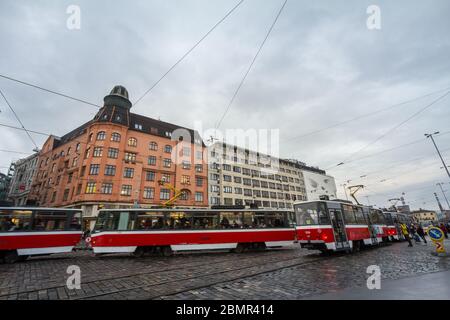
[
  {"left": 136, "top": 212, "right": 166, "bottom": 230},
  {"left": 252, "top": 213, "right": 266, "bottom": 228},
  {"left": 342, "top": 205, "right": 357, "bottom": 224},
  {"left": 192, "top": 213, "right": 219, "bottom": 229},
  {"left": 354, "top": 207, "right": 366, "bottom": 224},
  {"left": 219, "top": 212, "right": 242, "bottom": 229},
  {"left": 295, "top": 202, "right": 330, "bottom": 225},
  {"left": 242, "top": 212, "right": 254, "bottom": 228},
  {"left": 33, "top": 211, "right": 68, "bottom": 231},
  {"left": 167, "top": 212, "right": 193, "bottom": 229},
  {"left": 68, "top": 212, "right": 82, "bottom": 231},
  {"left": 0, "top": 209, "right": 33, "bottom": 232},
  {"left": 94, "top": 211, "right": 134, "bottom": 231},
  {"left": 265, "top": 212, "right": 286, "bottom": 228},
  {"left": 384, "top": 213, "right": 394, "bottom": 225}
]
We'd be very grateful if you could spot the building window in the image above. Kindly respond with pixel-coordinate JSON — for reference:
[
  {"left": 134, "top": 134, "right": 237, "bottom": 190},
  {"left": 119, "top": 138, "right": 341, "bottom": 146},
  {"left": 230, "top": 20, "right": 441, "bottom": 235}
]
[
  {"left": 196, "top": 177, "right": 203, "bottom": 187},
  {"left": 134, "top": 123, "right": 143, "bottom": 130},
  {"left": 68, "top": 173, "right": 73, "bottom": 183},
  {"left": 148, "top": 156, "right": 156, "bottom": 166},
  {"left": 85, "top": 182, "right": 96, "bottom": 194},
  {"left": 51, "top": 191, "right": 57, "bottom": 203},
  {"left": 128, "top": 137, "right": 137, "bottom": 147},
  {"left": 164, "top": 145, "right": 172, "bottom": 153},
  {"left": 121, "top": 185, "right": 132, "bottom": 196},
  {"left": 182, "top": 146, "right": 191, "bottom": 157},
  {"left": 123, "top": 167, "right": 134, "bottom": 178},
  {"left": 235, "top": 187, "right": 242, "bottom": 195},
  {"left": 101, "top": 183, "right": 113, "bottom": 194},
  {"left": 234, "top": 176, "right": 242, "bottom": 184},
  {"left": 195, "top": 164, "right": 203, "bottom": 173},
  {"left": 84, "top": 148, "right": 90, "bottom": 159},
  {"left": 224, "top": 186, "right": 233, "bottom": 193},
  {"left": 196, "top": 151, "right": 203, "bottom": 160},
  {"left": 161, "top": 174, "right": 171, "bottom": 183},
  {"left": 108, "top": 148, "right": 119, "bottom": 159},
  {"left": 97, "top": 131, "right": 106, "bottom": 141},
  {"left": 89, "top": 164, "right": 100, "bottom": 175},
  {"left": 160, "top": 188, "right": 170, "bottom": 200},
  {"left": 93, "top": 147, "right": 103, "bottom": 157},
  {"left": 180, "top": 190, "right": 189, "bottom": 201},
  {"left": 125, "top": 152, "right": 137, "bottom": 162},
  {"left": 182, "top": 161, "right": 191, "bottom": 169},
  {"left": 149, "top": 142, "right": 158, "bottom": 151},
  {"left": 163, "top": 158, "right": 172, "bottom": 168},
  {"left": 111, "top": 132, "right": 121, "bottom": 142},
  {"left": 195, "top": 192, "right": 203, "bottom": 202},
  {"left": 88, "top": 133, "right": 93, "bottom": 142},
  {"left": 63, "top": 189, "right": 70, "bottom": 201},
  {"left": 146, "top": 171, "right": 155, "bottom": 181},
  {"left": 105, "top": 165, "right": 116, "bottom": 176},
  {"left": 181, "top": 175, "right": 190, "bottom": 185},
  {"left": 223, "top": 175, "right": 232, "bottom": 182},
  {"left": 143, "top": 187, "right": 155, "bottom": 199},
  {"left": 223, "top": 164, "right": 232, "bottom": 171},
  {"left": 76, "top": 143, "right": 81, "bottom": 152}
]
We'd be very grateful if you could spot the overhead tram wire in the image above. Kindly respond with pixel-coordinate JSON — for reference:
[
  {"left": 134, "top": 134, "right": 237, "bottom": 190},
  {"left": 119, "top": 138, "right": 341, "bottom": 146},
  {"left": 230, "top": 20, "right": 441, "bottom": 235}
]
[
  {"left": 0, "top": 149, "right": 33, "bottom": 155},
  {"left": 0, "top": 88, "right": 39, "bottom": 150},
  {"left": 0, "top": 74, "right": 101, "bottom": 108},
  {"left": 0, "top": 122, "right": 49, "bottom": 136},
  {"left": 215, "top": 0, "right": 288, "bottom": 131},
  {"left": 325, "top": 90, "right": 450, "bottom": 171},
  {"left": 284, "top": 85, "right": 450, "bottom": 143},
  {"left": 133, "top": 0, "right": 245, "bottom": 107}
]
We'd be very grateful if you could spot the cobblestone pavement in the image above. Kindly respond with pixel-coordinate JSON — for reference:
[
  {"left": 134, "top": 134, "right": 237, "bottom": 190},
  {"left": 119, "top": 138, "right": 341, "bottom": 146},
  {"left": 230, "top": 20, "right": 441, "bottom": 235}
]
[{"left": 1, "top": 240, "right": 449, "bottom": 300}]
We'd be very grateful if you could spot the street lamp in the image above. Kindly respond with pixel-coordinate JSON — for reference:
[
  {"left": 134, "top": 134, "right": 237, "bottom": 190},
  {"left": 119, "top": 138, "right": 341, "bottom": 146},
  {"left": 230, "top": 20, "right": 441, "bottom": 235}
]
[
  {"left": 425, "top": 132, "right": 450, "bottom": 181},
  {"left": 436, "top": 182, "right": 450, "bottom": 210}
]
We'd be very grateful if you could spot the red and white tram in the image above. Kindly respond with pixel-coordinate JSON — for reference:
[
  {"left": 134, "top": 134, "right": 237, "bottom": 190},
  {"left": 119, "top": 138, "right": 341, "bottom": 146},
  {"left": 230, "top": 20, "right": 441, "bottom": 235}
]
[
  {"left": 0, "top": 207, "right": 83, "bottom": 263},
  {"left": 367, "top": 208, "right": 389, "bottom": 243},
  {"left": 382, "top": 211, "right": 400, "bottom": 241},
  {"left": 90, "top": 208, "right": 296, "bottom": 256},
  {"left": 294, "top": 200, "right": 378, "bottom": 253}
]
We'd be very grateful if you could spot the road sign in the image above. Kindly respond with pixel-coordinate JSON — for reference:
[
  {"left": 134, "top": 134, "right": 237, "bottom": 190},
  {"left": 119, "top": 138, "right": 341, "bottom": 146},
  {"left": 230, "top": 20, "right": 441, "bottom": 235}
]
[
  {"left": 428, "top": 227, "right": 446, "bottom": 254},
  {"left": 428, "top": 227, "right": 444, "bottom": 242}
]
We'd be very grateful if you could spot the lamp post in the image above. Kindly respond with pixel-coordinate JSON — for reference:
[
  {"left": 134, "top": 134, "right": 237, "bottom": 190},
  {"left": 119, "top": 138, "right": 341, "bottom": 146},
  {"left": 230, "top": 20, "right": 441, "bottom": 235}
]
[
  {"left": 436, "top": 182, "right": 450, "bottom": 210},
  {"left": 425, "top": 132, "right": 450, "bottom": 181}
]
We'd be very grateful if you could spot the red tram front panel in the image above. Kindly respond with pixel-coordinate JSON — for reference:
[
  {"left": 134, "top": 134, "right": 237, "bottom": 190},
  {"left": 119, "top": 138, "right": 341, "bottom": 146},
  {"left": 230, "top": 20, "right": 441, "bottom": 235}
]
[
  {"left": 0, "top": 231, "right": 83, "bottom": 255},
  {"left": 91, "top": 228, "right": 295, "bottom": 253}
]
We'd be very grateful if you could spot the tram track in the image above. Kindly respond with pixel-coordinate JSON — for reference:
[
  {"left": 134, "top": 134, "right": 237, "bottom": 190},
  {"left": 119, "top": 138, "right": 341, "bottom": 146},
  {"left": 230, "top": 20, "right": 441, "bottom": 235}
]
[
  {"left": 0, "top": 248, "right": 335, "bottom": 300},
  {"left": 74, "top": 252, "right": 342, "bottom": 300}
]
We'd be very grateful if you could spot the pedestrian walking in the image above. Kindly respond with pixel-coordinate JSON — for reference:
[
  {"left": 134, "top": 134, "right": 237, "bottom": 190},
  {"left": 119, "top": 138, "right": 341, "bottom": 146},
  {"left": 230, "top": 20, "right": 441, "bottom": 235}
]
[
  {"left": 439, "top": 223, "right": 448, "bottom": 239},
  {"left": 400, "top": 223, "right": 413, "bottom": 247},
  {"left": 410, "top": 224, "right": 421, "bottom": 243},
  {"left": 416, "top": 225, "right": 427, "bottom": 244}
]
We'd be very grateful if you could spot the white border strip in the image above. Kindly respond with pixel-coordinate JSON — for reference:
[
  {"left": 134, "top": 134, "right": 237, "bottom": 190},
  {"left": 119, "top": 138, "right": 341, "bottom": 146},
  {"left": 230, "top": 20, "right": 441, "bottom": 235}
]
[
  {"left": 17, "top": 246, "right": 74, "bottom": 256},
  {"left": 1, "top": 231, "right": 82, "bottom": 237}
]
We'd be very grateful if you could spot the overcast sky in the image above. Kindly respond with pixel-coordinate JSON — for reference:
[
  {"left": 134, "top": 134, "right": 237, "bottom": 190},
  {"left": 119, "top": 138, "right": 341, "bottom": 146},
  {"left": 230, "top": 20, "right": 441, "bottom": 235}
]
[{"left": 1, "top": 0, "right": 449, "bottom": 211}]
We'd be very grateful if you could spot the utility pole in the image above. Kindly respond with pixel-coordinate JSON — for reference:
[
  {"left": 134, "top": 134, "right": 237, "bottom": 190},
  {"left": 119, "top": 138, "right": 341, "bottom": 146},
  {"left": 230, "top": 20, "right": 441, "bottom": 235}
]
[
  {"left": 436, "top": 182, "right": 450, "bottom": 209},
  {"left": 434, "top": 192, "right": 444, "bottom": 221},
  {"left": 425, "top": 132, "right": 450, "bottom": 181}
]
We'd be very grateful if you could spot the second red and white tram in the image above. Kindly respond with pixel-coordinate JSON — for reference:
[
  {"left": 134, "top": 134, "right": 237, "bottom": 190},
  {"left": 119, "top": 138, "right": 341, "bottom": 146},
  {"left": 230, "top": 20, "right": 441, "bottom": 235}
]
[
  {"left": 294, "top": 200, "right": 378, "bottom": 253},
  {"left": 0, "top": 207, "right": 83, "bottom": 263},
  {"left": 90, "top": 208, "right": 296, "bottom": 256}
]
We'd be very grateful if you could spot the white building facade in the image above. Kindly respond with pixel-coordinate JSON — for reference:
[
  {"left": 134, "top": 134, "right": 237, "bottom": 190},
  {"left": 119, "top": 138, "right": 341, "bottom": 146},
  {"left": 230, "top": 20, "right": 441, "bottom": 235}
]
[
  {"left": 7, "top": 153, "right": 39, "bottom": 206},
  {"left": 207, "top": 143, "right": 330, "bottom": 210}
]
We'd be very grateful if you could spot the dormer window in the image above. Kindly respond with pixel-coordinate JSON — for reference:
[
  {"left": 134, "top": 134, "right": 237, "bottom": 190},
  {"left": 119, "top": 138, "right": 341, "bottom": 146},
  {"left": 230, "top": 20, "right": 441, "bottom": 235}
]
[
  {"left": 116, "top": 115, "right": 122, "bottom": 122},
  {"left": 134, "top": 123, "right": 143, "bottom": 130}
]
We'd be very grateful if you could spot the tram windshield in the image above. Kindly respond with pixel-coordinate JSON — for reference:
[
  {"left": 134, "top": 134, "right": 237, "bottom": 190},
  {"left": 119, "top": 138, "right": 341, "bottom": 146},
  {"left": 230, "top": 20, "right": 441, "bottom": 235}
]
[
  {"left": 294, "top": 202, "right": 330, "bottom": 226},
  {"left": 0, "top": 208, "right": 82, "bottom": 232},
  {"left": 383, "top": 212, "right": 395, "bottom": 225},
  {"left": 93, "top": 210, "right": 295, "bottom": 232},
  {"left": 369, "top": 209, "right": 387, "bottom": 224}
]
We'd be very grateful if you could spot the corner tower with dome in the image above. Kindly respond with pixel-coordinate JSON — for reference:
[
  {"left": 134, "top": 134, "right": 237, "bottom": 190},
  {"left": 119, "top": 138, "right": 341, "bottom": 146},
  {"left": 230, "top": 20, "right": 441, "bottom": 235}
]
[{"left": 28, "top": 86, "right": 208, "bottom": 229}]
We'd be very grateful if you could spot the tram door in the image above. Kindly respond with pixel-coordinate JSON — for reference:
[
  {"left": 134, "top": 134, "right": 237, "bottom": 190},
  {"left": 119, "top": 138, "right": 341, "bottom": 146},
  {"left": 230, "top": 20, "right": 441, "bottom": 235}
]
[{"left": 329, "top": 209, "right": 349, "bottom": 250}]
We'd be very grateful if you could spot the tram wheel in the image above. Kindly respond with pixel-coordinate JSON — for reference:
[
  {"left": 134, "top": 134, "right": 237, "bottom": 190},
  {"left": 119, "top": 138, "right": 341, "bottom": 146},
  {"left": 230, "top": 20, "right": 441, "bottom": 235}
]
[
  {"left": 132, "top": 247, "right": 146, "bottom": 258},
  {"left": 17, "top": 255, "right": 29, "bottom": 262},
  {"left": 3, "top": 251, "right": 19, "bottom": 264},
  {"left": 234, "top": 243, "right": 247, "bottom": 254},
  {"left": 352, "top": 241, "right": 361, "bottom": 253},
  {"left": 161, "top": 246, "right": 173, "bottom": 257}
]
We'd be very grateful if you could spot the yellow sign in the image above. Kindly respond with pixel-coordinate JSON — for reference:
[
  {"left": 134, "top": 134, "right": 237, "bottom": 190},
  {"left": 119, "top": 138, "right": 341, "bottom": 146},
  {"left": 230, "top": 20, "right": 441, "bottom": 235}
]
[{"left": 428, "top": 227, "right": 446, "bottom": 254}]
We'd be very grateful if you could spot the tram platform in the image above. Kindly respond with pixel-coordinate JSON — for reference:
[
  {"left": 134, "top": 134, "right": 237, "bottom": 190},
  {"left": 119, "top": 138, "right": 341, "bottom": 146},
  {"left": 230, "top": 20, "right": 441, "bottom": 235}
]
[{"left": 306, "top": 269, "right": 450, "bottom": 300}]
